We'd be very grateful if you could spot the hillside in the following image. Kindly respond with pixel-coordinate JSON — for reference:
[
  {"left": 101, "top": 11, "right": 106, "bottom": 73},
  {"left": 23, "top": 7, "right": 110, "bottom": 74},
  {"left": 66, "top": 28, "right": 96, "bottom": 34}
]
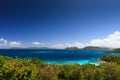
[
  {"left": 112, "top": 48, "right": 120, "bottom": 53},
  {"left": 0, "top": 55, "right": 120, "bottom": 80},
  {"left": 83, "top": 46, "right": 110, "bottom": 50},
  {"left": 65, "top": 47, "right": 80, "bottom": 50}
]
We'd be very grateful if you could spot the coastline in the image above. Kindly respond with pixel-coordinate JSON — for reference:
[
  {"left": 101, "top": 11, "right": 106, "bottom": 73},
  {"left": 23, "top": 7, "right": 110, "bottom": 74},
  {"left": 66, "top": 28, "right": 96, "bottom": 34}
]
[{"left": 98, "top": 58, "right": 107, "bottom": 64}]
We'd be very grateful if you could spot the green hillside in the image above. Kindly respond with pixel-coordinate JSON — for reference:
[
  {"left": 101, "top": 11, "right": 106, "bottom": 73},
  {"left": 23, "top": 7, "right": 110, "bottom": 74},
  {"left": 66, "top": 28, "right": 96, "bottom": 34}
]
[
  {"left": 0, "top": 55, "right": 120, "bottom": 80},
  {"left": 83, "top": 46, "right": 110, "bottom": 50}
]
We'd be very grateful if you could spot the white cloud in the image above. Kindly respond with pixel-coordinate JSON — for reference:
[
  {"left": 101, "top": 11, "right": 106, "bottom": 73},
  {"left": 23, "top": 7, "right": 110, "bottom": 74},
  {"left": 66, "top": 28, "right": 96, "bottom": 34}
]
[
  {"left": 32, "top": 42, "right": 40, "bottom": 45},
  {"left": 51, "top": 31, "right": 120, "bottom": 49},
  {"left": 51, "top": 43, "right": 64, "bottom": 49},
  {"left": 0, "top": 38, "right": 8, "bottom": 47},
  {"left": 51, "top": 42, "right": 84, "bottom": 49},
  {"left": 88, "top": 31, "right": 120, "bottom": 48},
  {"left": 0, "top": 31, "right": 120, "bottom": 49},
  {"left": 9, "top": 41, "right": 22, "bottom": 47},
  {"left": 65, "top": 42, "right": 84, "bottom": 48},
  {"left": 32, "top": 42, "right": 45, "bottom": 46}
]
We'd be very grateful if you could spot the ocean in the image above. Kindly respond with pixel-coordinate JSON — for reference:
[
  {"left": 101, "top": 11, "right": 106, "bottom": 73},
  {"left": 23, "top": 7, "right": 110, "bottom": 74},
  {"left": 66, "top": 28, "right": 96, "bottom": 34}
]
[{"left": 0, "top": 49, "right": 108, "bottom": 65}]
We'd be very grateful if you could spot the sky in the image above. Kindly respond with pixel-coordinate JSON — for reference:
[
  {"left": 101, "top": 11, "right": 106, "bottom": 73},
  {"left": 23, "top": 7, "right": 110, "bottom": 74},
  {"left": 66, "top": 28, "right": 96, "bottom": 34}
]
[{"left": 0, "top": 0, "right": 120, "bottom": 48}]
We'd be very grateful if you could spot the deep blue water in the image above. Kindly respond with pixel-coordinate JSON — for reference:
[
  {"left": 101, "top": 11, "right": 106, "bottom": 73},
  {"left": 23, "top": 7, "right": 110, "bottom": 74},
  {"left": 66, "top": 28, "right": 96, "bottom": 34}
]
[{"left": 0, "top": 49, "right": 109, "bottom": 65}]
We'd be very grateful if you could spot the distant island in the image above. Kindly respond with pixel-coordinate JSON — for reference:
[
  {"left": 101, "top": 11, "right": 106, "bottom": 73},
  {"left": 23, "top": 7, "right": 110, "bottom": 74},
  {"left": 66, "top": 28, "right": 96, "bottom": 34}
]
[
  {"left": 10, "top": 46, "right": 112, "bottom": 50},
  {"left": 82, "top": 46, "right": 110, "bottom": 50},
  {"left": 65, "top": 46, "right": 110, "bottom": 50},
  {"left": 65, "top": 47, "right": 80, "bottom": 50},
  {"left": 8, "top": 46, "right": 120, "bottom": 52}
]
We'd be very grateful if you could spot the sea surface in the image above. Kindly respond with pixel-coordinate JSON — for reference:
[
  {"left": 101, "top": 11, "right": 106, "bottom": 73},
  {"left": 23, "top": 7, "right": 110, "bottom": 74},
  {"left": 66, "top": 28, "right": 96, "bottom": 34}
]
[{"left": 0, "top": 49, "right": 111, "bottom": 65}]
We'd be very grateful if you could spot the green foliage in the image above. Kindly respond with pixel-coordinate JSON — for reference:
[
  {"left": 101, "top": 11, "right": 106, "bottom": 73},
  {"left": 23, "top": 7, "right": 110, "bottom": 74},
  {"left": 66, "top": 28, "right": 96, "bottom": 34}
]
[
  {"left": 0, "top": 55, "right": 120, "bottom": 80},
  {"left": 100, "top": 55, "right": 120, "bottom": 64},
  {"left": 112, "top": 48, "right": 120, "bottom": 53}
]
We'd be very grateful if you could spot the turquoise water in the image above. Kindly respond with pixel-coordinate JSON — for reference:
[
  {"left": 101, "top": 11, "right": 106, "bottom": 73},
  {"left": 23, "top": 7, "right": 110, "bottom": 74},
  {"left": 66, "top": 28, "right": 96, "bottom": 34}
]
[{"left": 0, "top": 49, "right": 108, "bottom": 65}]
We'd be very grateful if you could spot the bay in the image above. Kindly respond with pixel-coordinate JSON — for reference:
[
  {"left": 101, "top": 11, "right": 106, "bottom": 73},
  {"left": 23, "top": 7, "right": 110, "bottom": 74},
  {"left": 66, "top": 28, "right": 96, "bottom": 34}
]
[{"left": 0, "top": 49, "right": 108, "bottom": 65}]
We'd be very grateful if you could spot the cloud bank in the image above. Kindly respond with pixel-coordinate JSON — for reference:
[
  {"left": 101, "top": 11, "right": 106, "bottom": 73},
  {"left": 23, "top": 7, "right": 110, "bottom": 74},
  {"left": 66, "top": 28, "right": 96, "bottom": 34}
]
[
  {"left": 0, "top": 31, "right": 120, "bottom": 48},
  {"left": 32, "top": 42, "right": 45, "bottom": 46},
  {"left": 88, "top": 31, "right": 120, "bottom": 48},
  {"left": 32, "top": 42, "right": 41, "bottom": 45},
  {"left": 9, "top": 41, "right": 22, "bottom": 47},
  {"left": 0, "top": 38, "right": 7, "bottom": 47},
  {"left": 51, "top": 31, "right": 120, "bottom": 49}
]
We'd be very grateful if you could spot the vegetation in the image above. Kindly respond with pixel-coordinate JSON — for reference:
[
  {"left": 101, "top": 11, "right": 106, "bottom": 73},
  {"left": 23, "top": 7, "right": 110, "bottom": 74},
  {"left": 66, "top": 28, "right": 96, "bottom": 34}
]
[
  {"left": 0, "top": 55, "right": 120, "bottom": 80},
  {"left": 83, "top": 46, "right": 110, "bottom": 50},
  {"left": 112, "top": 48, "right": 120, "bottom": 53},
  {"left": 65, "top": 47, "right": 80, "bottom": 50},
  {"left": 100, "top": 55, "right": 120, "bottom": 64}
]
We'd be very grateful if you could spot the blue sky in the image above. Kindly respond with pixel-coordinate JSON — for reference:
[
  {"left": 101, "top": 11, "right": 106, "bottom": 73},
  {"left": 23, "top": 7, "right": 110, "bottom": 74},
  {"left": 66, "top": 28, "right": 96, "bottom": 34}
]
[{"left": 0, "top": 0, "right": 120, "bottom": 48}]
